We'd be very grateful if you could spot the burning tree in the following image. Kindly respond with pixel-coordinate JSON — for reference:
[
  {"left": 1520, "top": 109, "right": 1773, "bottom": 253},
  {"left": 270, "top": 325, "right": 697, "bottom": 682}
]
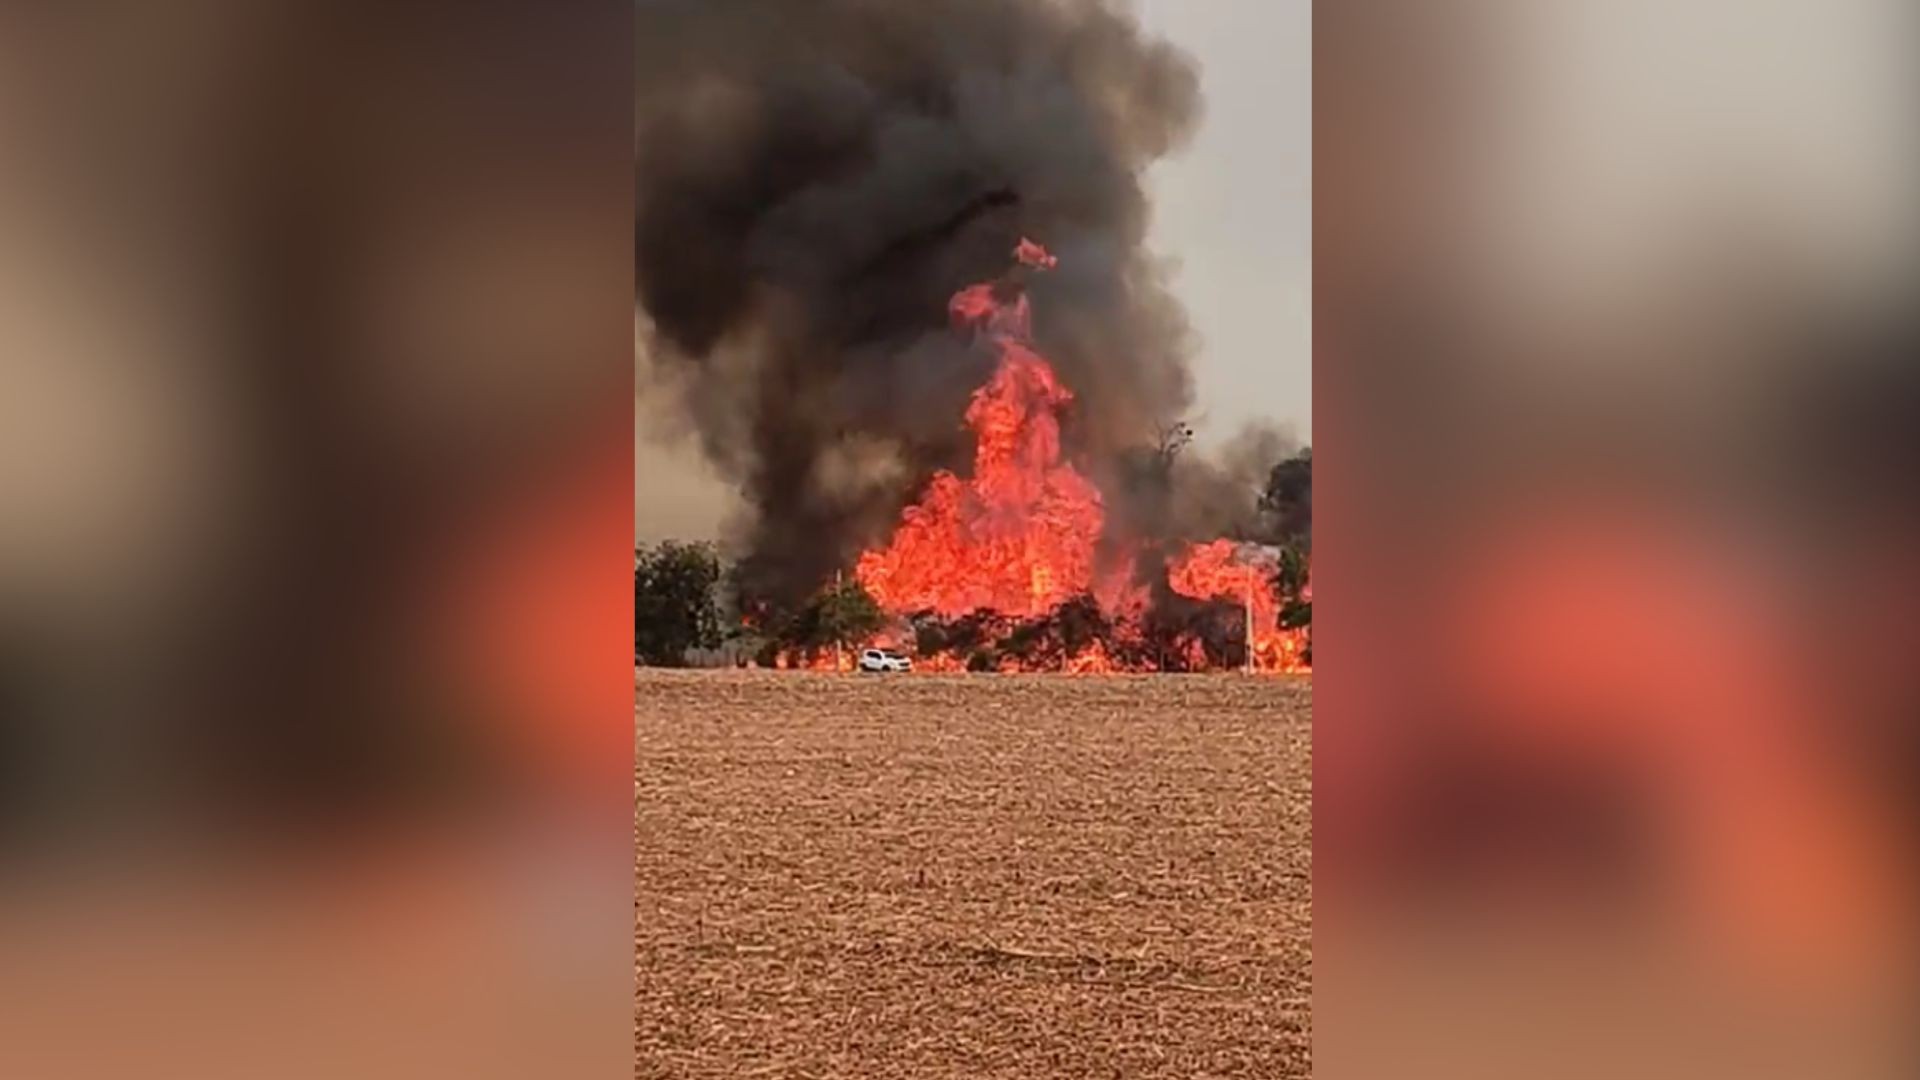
[
  {"left": 768, "top": 239, "right": 1310, "bottom": 674},
  {"left": 1167, "top": 540, "right": 1307, "bottom": 673},
  {"left": 746, "top": 576, "right": 888, "bottom": 671},
  {"left": 637, "top": 0, "right": 1223, "bottom": 654},
  {"left": 1260, "top": 446, "right": 1312, "bottom": 659}
]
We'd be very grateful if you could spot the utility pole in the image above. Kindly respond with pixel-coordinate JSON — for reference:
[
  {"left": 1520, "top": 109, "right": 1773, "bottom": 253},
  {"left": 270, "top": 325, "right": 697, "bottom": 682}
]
[
  {"left": 1244, "top": 562, "right": 1256, "bottom": 676},
  {"left": 834, "top": 569, "right": 845, "bottom": 672}
]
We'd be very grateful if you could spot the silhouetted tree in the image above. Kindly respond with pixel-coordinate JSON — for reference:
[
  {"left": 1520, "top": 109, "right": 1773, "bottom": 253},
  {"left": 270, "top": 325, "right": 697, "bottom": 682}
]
[
  {"left": 812, "top": 577, "right": 887, "bottom": 652},
  {"left": 749, "top": 576, "right": 888, "bottom": 663},
  {"left": 1260, "top": 447, "right": 1312, "bottom": 547},
  {"left": 1261, "top": 448, "right": 1312, "bottom": 649}
]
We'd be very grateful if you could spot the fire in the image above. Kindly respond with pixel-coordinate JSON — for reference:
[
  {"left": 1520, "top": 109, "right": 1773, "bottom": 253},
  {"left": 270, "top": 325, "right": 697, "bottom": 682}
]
[
  {"left": 772, "top": 649, "right": 852, "bottom": 672},
  {"left": 1062, "top": 639, "right": 1119, "bottom": 675},
  {"left": 833, "top": 239, "right": 1308, "bottom": 675},
  {"left": 1167, "top": 539, "right": 1311, "bottom": 674},
  {"left": 854, "top": 239, "right": 1115, "bottom": 622}
]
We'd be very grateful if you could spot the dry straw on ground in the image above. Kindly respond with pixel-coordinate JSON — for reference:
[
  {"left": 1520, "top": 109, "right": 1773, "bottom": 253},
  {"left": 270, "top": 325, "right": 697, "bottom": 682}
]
[{"left": 636, "top": 670, "right": 1312, "bottom": 1078}]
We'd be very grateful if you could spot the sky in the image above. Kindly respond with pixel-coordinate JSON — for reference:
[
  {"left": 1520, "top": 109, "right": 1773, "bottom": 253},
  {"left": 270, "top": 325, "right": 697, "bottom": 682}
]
[
  {"left": 636, "top": 0, "right": 1312, "bottom": 541},
  {"left": 1136, "top": 0, "right": 1312, "bottom": 446}
]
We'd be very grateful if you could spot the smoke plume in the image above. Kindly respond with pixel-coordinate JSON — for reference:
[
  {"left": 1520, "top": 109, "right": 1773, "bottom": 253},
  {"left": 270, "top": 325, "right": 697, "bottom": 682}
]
[{"left": 636, "top": 0, "right": 1204, "bottom": 604}]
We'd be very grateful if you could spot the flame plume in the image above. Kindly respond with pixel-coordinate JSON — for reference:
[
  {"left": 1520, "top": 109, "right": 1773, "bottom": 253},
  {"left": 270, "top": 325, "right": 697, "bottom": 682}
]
[{"left": 843, "top": 241, "right": 1307, "bottom": 674}]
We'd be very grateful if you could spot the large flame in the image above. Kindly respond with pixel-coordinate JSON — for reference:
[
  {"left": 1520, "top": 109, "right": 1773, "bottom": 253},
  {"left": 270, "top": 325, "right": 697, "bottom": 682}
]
[
  {"left": 1167, "top": 539, "right": 1311, "bottom": 674},
  {"left": 854, "top": 245, "right": 1113, "bottom": 620},
  {"left": 837, "top": 239, "right": 1307, "bottom": 675}
]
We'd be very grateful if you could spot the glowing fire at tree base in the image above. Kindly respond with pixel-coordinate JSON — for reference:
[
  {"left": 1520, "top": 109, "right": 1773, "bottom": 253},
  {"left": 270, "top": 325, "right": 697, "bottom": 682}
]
[{"left": 779, "top": 239, "right": 1307, "bottom": 675}]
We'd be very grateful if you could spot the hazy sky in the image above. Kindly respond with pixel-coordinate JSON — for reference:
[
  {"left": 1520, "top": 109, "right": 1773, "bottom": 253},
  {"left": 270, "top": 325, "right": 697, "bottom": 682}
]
[
  {"left": 636, "top": 0, "right": 1312, "bottom": 540},
  {"left": 1137, "top": 0, "right": 1312, "bottom": 445}
]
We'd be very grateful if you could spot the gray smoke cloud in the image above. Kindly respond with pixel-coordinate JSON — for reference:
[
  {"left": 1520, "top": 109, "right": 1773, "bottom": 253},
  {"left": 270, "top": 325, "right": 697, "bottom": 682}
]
[{"left": 636, "top": 0, "right": 1204, "bottom": 605}]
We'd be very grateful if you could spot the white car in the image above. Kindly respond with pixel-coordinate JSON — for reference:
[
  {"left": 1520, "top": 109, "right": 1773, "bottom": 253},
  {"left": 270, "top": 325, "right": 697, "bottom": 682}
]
[{"left": 857, "top": 648, "right": 912, "bottom": 673}]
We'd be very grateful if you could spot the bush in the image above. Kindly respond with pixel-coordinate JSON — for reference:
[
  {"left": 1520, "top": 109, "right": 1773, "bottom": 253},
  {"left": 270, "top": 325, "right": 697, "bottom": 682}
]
[{"left": 635, "top": 541, "right": 724, "bottom": 666}]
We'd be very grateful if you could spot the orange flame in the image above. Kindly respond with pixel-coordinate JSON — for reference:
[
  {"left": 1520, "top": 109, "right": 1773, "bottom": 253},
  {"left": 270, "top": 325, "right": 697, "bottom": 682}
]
[
  {"left": 833, "top": 239, "right": 1308, "bottom": 675},
  {"left": 1167, "top": 539, "right": 1310, "bottom": 674},
  {"left": 855, "top": 240, "right": 1118, "bottom": 625}
]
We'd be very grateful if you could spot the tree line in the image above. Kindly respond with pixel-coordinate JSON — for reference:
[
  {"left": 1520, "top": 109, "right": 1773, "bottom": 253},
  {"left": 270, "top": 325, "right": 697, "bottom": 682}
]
[
  {"left": 637, "top": 447, "right": 1310, "bottom": 667},
  {"left": 634, "top": 542, "right": 887, "bottom": 667}
]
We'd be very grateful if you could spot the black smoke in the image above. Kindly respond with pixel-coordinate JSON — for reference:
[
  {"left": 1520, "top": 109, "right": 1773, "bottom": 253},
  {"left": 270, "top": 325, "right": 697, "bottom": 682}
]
[{"left": 636, "top": 0, "right": 1204, "bottom": 605}]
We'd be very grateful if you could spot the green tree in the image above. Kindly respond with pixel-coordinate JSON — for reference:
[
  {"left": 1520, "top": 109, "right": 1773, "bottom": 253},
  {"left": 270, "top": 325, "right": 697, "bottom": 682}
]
[
  {"left": 634, "top": 541, "right": 724, "bottom": 666},
  {"left": 751, "top": 576, "right": 888, "bottom": 664},
  {"left": 813, "top": 577, "right": 887, "bottom": 649}
]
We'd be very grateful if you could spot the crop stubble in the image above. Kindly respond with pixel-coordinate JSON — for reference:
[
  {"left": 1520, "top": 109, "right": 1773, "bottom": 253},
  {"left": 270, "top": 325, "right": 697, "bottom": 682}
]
[{"left": 636, "top": 671, "right": 1312, "bottom": 1078}]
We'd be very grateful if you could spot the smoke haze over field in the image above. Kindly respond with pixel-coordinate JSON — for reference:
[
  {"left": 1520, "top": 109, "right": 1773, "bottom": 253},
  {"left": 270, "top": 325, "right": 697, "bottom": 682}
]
[{"left": 635, "top": 0, "right": 1309, "bottom": 599}]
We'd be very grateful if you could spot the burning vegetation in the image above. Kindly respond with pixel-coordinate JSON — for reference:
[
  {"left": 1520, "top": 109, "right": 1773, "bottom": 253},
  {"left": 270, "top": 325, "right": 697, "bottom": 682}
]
[
  {"left": 635, "top": 0, "right": 1308, "bottom": 674},
  {"left": 751, "top": 241, "right": 1308, "bottom": 674}
]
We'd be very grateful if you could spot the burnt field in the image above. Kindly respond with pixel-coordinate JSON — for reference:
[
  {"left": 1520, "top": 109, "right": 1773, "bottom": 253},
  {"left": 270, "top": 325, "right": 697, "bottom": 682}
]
[{"left": 636, "top": 670, "right": 1312, "bottom": 1078}]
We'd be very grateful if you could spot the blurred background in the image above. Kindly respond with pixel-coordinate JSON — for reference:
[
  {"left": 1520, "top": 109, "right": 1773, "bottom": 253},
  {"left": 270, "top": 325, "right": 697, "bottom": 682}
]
[
  {"left": 0, "top": 3, "right": 632, "bottom": 1077},
  {"left": 1317, "top": 1, "right": 1918, "bottom": 1077},
  {"left": 5, "top": 0, "right": 1916, "bottom": 1075}
]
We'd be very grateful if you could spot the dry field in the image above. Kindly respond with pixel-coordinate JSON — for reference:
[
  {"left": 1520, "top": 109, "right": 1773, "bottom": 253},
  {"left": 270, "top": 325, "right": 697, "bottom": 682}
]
[{"left": 635, "top": 670, "right": 1312, "bottom": 1078}]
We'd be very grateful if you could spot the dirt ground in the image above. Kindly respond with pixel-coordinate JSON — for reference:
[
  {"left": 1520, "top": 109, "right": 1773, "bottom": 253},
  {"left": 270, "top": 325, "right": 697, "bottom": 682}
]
[{"left": 635, "top": 670, "right": 1312, "bottom": 1078}]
